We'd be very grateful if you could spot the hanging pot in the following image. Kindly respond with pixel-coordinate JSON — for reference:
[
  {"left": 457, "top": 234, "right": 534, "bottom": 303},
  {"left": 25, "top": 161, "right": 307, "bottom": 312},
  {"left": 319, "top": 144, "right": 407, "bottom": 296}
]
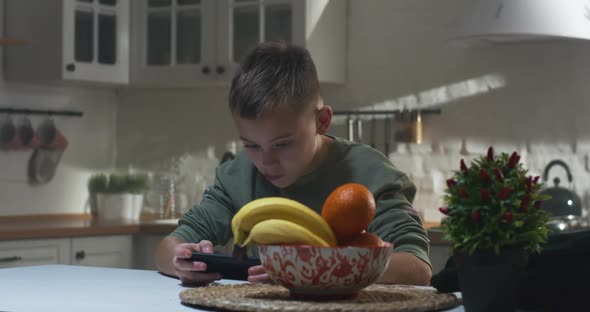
[{"left": 538, "top": 160, "right": 582, "bottom": 218}]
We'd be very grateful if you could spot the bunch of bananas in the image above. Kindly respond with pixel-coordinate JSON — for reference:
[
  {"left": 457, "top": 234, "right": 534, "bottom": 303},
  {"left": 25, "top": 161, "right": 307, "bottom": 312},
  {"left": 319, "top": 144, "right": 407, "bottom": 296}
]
[{"left": 231, "top": 197, "right": 337, "bottom": 247}]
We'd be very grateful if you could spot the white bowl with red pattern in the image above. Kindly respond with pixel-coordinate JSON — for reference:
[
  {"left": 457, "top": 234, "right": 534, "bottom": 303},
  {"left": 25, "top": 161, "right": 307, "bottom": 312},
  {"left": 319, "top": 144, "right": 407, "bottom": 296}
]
[{"left": 258, "top": 243, "right": 394, "bottom": 300}]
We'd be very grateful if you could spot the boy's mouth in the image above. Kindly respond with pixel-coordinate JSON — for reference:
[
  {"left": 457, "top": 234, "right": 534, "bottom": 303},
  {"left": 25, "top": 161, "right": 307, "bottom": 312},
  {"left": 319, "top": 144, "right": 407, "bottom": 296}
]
[{"left": 264, "top": 174, "right": 283, "bottom": 182}]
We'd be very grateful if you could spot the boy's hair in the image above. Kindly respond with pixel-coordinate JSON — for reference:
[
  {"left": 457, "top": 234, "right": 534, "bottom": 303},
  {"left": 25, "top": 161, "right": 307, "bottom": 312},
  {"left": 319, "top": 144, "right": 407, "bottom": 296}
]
[{"left": 229, "top": 41, "right": 320, "bottom": 118}]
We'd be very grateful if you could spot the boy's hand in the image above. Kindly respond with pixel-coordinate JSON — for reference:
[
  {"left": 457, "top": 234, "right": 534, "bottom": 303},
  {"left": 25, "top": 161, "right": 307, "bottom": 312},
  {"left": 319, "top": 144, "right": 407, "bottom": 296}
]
[
  {"left": 247, "top": 265, "right": 270, "bottom": 284},
  {"left": 173, "top": 240, "right": 222, "bottom": 285}
]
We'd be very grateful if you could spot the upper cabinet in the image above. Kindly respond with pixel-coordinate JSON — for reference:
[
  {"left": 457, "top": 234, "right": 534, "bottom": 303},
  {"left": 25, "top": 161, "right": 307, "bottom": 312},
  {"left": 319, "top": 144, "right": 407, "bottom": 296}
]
[
  {"left": 216, "top": 0, "right": 347, "bottom": 84},
  {"left": 4, "top": 0, "right": 346, "bottom": 86},
  {"left": 4, "top": 0, "right": 130, "bottom": 84},
  {"left": 133, "top": 0, "right": 347, "bottom": 85},
  {"left": 131, "top": 0, "right": 218, "bottom": 85}
]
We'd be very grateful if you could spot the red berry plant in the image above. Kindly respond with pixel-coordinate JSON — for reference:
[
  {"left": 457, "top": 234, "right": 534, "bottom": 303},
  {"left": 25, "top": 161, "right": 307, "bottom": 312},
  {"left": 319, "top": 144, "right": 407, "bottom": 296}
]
[{"left": 440, "top": 147, "right": 551, "bottom": 255}]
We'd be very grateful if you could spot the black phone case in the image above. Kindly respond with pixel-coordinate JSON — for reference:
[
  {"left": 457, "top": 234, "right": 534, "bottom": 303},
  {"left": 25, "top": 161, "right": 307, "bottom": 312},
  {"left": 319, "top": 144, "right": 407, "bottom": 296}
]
[{"left": 191, "top": 252, "right": 261, "bottom": 281}]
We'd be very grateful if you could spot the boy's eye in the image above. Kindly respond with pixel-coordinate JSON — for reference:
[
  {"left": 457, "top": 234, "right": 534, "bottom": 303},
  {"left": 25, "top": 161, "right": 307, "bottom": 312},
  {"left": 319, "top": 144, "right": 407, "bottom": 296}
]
[
  {"left": 244, "top": 144, "right": 260, "bottom": 150},
  {"left": 274, "top": 141, "right": 292, "bottom": 148}
]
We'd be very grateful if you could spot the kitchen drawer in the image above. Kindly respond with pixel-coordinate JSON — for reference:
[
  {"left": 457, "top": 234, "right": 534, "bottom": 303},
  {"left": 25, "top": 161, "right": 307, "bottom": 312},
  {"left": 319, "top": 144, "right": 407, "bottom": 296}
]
[
  {"left": 0, "top": 238, "right": 70, "bottom": 269},
  {"left": 71, "top": 235, "right": 132, "bottom": 269}
]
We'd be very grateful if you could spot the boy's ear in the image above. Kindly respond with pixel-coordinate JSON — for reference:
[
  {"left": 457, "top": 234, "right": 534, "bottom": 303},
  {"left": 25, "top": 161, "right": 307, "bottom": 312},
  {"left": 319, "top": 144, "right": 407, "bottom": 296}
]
[{"left": 316, "top": 105, "right": 332, "bottom": 135}]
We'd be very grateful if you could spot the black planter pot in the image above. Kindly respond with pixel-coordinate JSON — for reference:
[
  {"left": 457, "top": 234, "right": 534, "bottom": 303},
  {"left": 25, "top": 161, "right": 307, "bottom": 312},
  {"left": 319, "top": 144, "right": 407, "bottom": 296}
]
[{"left": 453, "top": 248, "right": 529, "bottom": 312}]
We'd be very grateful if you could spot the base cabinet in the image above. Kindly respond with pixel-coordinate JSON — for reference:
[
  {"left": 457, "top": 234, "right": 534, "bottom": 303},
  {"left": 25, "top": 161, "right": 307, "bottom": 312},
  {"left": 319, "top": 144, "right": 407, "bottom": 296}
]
[
  {"left": 71, "top": 235, "right": 132, "bottom": 269},
  {"left": 0, "top": 239, "right": 70, "bottom": 269},
  {"left": 0, "top": 235, "right": 132, "bottom": 269}
]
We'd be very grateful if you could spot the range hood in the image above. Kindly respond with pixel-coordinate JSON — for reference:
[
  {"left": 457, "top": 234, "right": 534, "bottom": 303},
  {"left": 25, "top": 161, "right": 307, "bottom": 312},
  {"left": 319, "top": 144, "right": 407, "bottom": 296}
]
[{"left": 449, "top": 0, "right": 590, "bottom": 46}]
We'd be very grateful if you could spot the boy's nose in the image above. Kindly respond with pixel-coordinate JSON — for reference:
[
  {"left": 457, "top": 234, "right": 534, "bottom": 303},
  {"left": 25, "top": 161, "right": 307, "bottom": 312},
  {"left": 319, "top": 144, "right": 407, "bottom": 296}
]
[{"left": 261, "top": 150, "right": 278, "bottom": 165}]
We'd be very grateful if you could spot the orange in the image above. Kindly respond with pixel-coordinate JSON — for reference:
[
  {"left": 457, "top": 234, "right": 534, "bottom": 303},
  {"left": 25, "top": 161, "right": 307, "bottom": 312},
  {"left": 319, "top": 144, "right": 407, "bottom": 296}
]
[
  {"left": 340, "top": 232, "right": 385, "bottom": 247},
  {"left": 321, "top": 183, "right": 376, "bottom": 243}
]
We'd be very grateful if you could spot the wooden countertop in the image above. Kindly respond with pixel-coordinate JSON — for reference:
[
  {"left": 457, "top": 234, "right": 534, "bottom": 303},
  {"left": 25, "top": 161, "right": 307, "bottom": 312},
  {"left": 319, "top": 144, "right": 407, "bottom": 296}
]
[
  {"left": 0, "top": 214, "right": 449, "bottom": 244},
  {"left": 0, "top": 214, "right": 178, "bottom": 240}
]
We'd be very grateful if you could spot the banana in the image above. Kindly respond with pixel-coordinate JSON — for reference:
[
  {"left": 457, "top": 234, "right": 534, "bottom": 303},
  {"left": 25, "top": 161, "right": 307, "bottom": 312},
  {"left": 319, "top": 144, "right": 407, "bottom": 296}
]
[
  {"left": 242, "top": 219, "right": 332, "bottom": 247},
  {"left": 232, "top": 197, "right": 337, "bottom": 247}
]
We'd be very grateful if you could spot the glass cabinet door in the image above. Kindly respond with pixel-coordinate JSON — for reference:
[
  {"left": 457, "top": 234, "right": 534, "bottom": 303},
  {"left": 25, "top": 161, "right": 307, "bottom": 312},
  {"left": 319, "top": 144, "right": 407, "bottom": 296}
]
[
  {"left": 145, "top": 0, "right": 205, "bottom": 66},
  {"left": 134, "top": 0, "right": 216, "bottom": 83},
  {"left": 64, "top": 0, "right": 130, "bottom": 83},
  {"left": 230, "top": 0, "right": 295, "bottom": 63},
  {"left": 217, "top": 0, "right": 302, "bottom": 80}
]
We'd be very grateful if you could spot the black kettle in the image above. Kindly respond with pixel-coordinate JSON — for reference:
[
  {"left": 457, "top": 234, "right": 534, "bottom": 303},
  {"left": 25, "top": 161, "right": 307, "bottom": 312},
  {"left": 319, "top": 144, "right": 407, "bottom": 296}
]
[{"left": 538, "top": 160, "right": 582, "bottom": 217}]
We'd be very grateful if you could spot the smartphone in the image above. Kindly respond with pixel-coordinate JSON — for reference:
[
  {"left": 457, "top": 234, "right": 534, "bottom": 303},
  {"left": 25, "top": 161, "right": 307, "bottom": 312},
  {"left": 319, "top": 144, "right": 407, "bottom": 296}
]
[{"left": 191, "top": 252, "right": 261, "bottom": 281}]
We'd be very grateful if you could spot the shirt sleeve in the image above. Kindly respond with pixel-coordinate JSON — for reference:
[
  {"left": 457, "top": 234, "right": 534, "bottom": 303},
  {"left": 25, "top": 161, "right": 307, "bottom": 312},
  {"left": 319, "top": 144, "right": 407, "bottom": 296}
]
[
  {"left": 169, "top": 173, "right": 236, "bottom": 246},
  {"left": 367, "top": 174, "right": 432, "bottom": 268}
]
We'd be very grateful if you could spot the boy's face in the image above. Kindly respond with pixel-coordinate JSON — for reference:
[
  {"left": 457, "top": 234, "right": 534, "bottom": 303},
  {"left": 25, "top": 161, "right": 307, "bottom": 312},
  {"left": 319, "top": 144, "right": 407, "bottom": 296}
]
[{"left": 233, "top": 104, "right": 329, "bottom": 188}]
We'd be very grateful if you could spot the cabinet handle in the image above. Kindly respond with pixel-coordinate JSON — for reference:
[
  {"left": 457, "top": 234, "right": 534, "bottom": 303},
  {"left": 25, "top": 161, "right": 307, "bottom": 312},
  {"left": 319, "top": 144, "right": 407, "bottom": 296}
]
[
  {"left": 202, "top": 66, "right": 210, "bottom": 75},
  {"left": 216, "top": 66, "right": 225, "bottom": 74},
  {"left": 75, "top": 250, "right": 86, "bottom": 260},
  {"left": 0, "top": 256, "right": 23, "bottom": 263},
  {"left": 65, "top": 63, "right": 76, "bottom": 72}
]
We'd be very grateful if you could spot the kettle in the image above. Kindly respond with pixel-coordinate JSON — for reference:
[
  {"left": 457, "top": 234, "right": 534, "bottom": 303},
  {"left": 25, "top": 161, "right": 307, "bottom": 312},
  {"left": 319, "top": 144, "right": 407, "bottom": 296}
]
[{"left": 538, "top": 160, "right": 582, "bottom": 218}]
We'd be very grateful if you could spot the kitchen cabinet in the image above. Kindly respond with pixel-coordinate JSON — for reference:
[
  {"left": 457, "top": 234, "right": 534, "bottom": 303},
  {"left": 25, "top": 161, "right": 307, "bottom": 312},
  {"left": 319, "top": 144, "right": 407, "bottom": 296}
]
[
  {"left": 132, "top": 233, "right": 165, "bottom": 270},
  {"left": 131, "top": 0, "right": 218, "bottom": 85},
  {"left": 0, "top": 238, "right": 70, "bottom": 269},
  {"left": 132, "top": 0, "right": 347, "bottom": 85},
  {"left": 4, "top": 0, "right": 130, "bottom": 84},
  {"left": 0, "top": 235, "right": 132, "bottom": 269},
  {"left": 71, "top": 235, "right": 132, "bottom": 268},
  {"left": 217, "top": 0, "right": 347, "bottom": 84}
]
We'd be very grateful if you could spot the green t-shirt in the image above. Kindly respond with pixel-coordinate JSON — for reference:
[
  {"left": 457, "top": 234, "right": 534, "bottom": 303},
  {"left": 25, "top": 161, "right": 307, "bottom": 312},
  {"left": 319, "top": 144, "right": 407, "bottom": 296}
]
[{"left": 170, "top": 135, "right": 431, "bottom": 267}]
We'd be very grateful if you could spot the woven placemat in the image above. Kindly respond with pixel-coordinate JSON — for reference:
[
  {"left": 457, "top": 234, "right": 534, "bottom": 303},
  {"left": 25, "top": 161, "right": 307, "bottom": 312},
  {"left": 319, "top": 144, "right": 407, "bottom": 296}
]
[{"left": 179, "top": 283, "right": 461, "bottom": 312}]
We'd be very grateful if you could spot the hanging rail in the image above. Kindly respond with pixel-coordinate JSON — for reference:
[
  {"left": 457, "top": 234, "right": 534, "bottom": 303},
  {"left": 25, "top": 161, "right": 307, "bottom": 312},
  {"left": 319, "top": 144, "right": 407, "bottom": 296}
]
[
  {"left": 0, "top": 107, "right": 83, "bottom": 117},
  {"left": 332, "top": 108, "right": 441, "bottom": 116}
]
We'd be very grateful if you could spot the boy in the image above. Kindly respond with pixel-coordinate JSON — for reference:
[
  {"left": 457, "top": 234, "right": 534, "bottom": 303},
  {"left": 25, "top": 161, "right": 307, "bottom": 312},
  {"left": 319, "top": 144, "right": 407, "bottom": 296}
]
[{"left": 155, "top": 42, "right": 432, "bottom": 286}]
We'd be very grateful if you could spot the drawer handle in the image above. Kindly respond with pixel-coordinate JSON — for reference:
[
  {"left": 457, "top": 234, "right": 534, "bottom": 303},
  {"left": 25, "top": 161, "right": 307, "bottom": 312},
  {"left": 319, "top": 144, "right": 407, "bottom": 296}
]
[
  {"left": 0, "top": 256, "right": 23, "bottom": 263},
  {"left": 75, "top": 250, "right": 86, "bottom": 260}
]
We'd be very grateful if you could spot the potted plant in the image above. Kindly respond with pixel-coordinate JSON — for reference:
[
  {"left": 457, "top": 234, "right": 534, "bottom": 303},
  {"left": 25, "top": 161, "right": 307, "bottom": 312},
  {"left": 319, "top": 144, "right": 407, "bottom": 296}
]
[
  {"left": 88, "top": 172, "right": 148, "bottom": 221},
  {"left": 439, "top": 147, "right": 551, "bottom": 312}
]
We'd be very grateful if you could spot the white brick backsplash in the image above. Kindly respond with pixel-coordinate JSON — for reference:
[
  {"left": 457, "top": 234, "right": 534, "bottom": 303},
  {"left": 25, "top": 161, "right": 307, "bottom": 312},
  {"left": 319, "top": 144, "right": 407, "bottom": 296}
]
[
  {"left": 392, "top": 143, "right": 410, "bottom": 155},
  {"left": 437, "top": 138, "right": 464, "bottom": 155},
  {"left": 390, "top": 154, "right": 425, "bottom": 179},
  {"left": 464, "top": 140, "right": 522, "bottom": 156},
  {"left": 529, "top": 142, "right": 573, "bottom": 154},
  {"left": 408, "top": 143, "right": 433, "bottom": 155},
  {"left": 392, "top": 141, "right": 590, "bottom": 220},
  {"left": 423, "top": 154, "right": 460, "bottom": 177},
  {"left": 575, "top": 138, "right": 590, "bottom": 154}
]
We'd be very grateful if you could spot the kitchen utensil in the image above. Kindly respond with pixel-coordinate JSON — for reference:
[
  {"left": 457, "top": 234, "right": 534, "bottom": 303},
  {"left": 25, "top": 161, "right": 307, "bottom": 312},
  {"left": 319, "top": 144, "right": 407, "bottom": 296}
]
[
  {"left": 355, "top": 118, "right": 363, "bottom": 143},
  {"left": 17, "top": 116, "right": 41, "bottom": 149},
  {"left": 369, "top": 117, "right": 376, "bottom": 149},
  {"left": 538, "top": 159, "right": 583, "bottom": 217},
  {"left": 415, "top": 110, "right": 423, "bottom": 144},
  {"left": 27, "top": 117, "right": 68, "bottom": 185},
  {"left": 37, "top": 117, "right": 68, "bottom": 149},
  {"left": 0, "top": 115, "right": 19, "bottom": 150},
  {"left": 27, "top": 148, "right": 64, "bottom": 185},
  {"left": 347, "top": 116, "right": 355, "bottom": 141},
  {"left": 384, "top": 115, "right": 391, "bottom": 156}
]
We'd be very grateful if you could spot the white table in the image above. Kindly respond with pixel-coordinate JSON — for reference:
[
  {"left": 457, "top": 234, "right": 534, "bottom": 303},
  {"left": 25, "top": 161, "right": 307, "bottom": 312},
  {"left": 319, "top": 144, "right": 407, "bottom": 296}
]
[{"left": 0, "top": 265, "right": 464, "bottom": 312}]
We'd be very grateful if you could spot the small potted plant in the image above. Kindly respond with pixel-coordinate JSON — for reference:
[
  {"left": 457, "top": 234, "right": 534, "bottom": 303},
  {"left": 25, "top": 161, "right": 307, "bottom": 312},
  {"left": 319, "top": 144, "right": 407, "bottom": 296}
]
[
  {"left": 88, "top": 172, "right": 148, "bottom": 221},
  {"left": 439, "top": 147, "right": 551, "bottom": 312}
]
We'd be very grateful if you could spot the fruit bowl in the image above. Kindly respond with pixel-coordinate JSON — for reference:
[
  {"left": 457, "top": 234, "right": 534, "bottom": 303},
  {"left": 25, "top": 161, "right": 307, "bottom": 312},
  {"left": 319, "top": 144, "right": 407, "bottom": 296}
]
[{"left": 257, "top": 243, "right": 393, "bottom": 300}]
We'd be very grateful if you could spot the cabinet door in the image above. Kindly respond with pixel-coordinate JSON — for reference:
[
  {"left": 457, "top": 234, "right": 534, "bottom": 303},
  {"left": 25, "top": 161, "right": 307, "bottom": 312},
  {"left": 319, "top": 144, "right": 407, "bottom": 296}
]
[
  {"left": 71, "top": 235, "right": 132, "bottom": 269},
  {"left": 62, "top": 0, "right": 130, "bottom": 84},
  {"left": 216, "top": 0, "right": 304, "bottom": 80},
  {"left": 0, "top": 239, "right": 71, "bottom": 269},
  {"left": 132, "top": 0, "right": 217, "bottom": 84}
]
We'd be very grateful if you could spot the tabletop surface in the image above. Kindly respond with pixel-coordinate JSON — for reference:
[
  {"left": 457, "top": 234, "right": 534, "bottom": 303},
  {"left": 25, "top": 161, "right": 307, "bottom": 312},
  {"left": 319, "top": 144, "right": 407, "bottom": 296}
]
[{"left": 0, "top": 265, "right": 464, "bottom": 312}]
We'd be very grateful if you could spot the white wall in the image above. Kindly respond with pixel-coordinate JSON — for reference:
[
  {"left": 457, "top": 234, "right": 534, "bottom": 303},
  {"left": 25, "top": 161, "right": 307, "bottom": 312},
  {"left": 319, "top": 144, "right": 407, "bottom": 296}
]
[
  {"left": 111, "top": 0, "right": 590, "bottom": 220},
  {"left": 0, "top": 0, "right": 118, "bottom": 216}
]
